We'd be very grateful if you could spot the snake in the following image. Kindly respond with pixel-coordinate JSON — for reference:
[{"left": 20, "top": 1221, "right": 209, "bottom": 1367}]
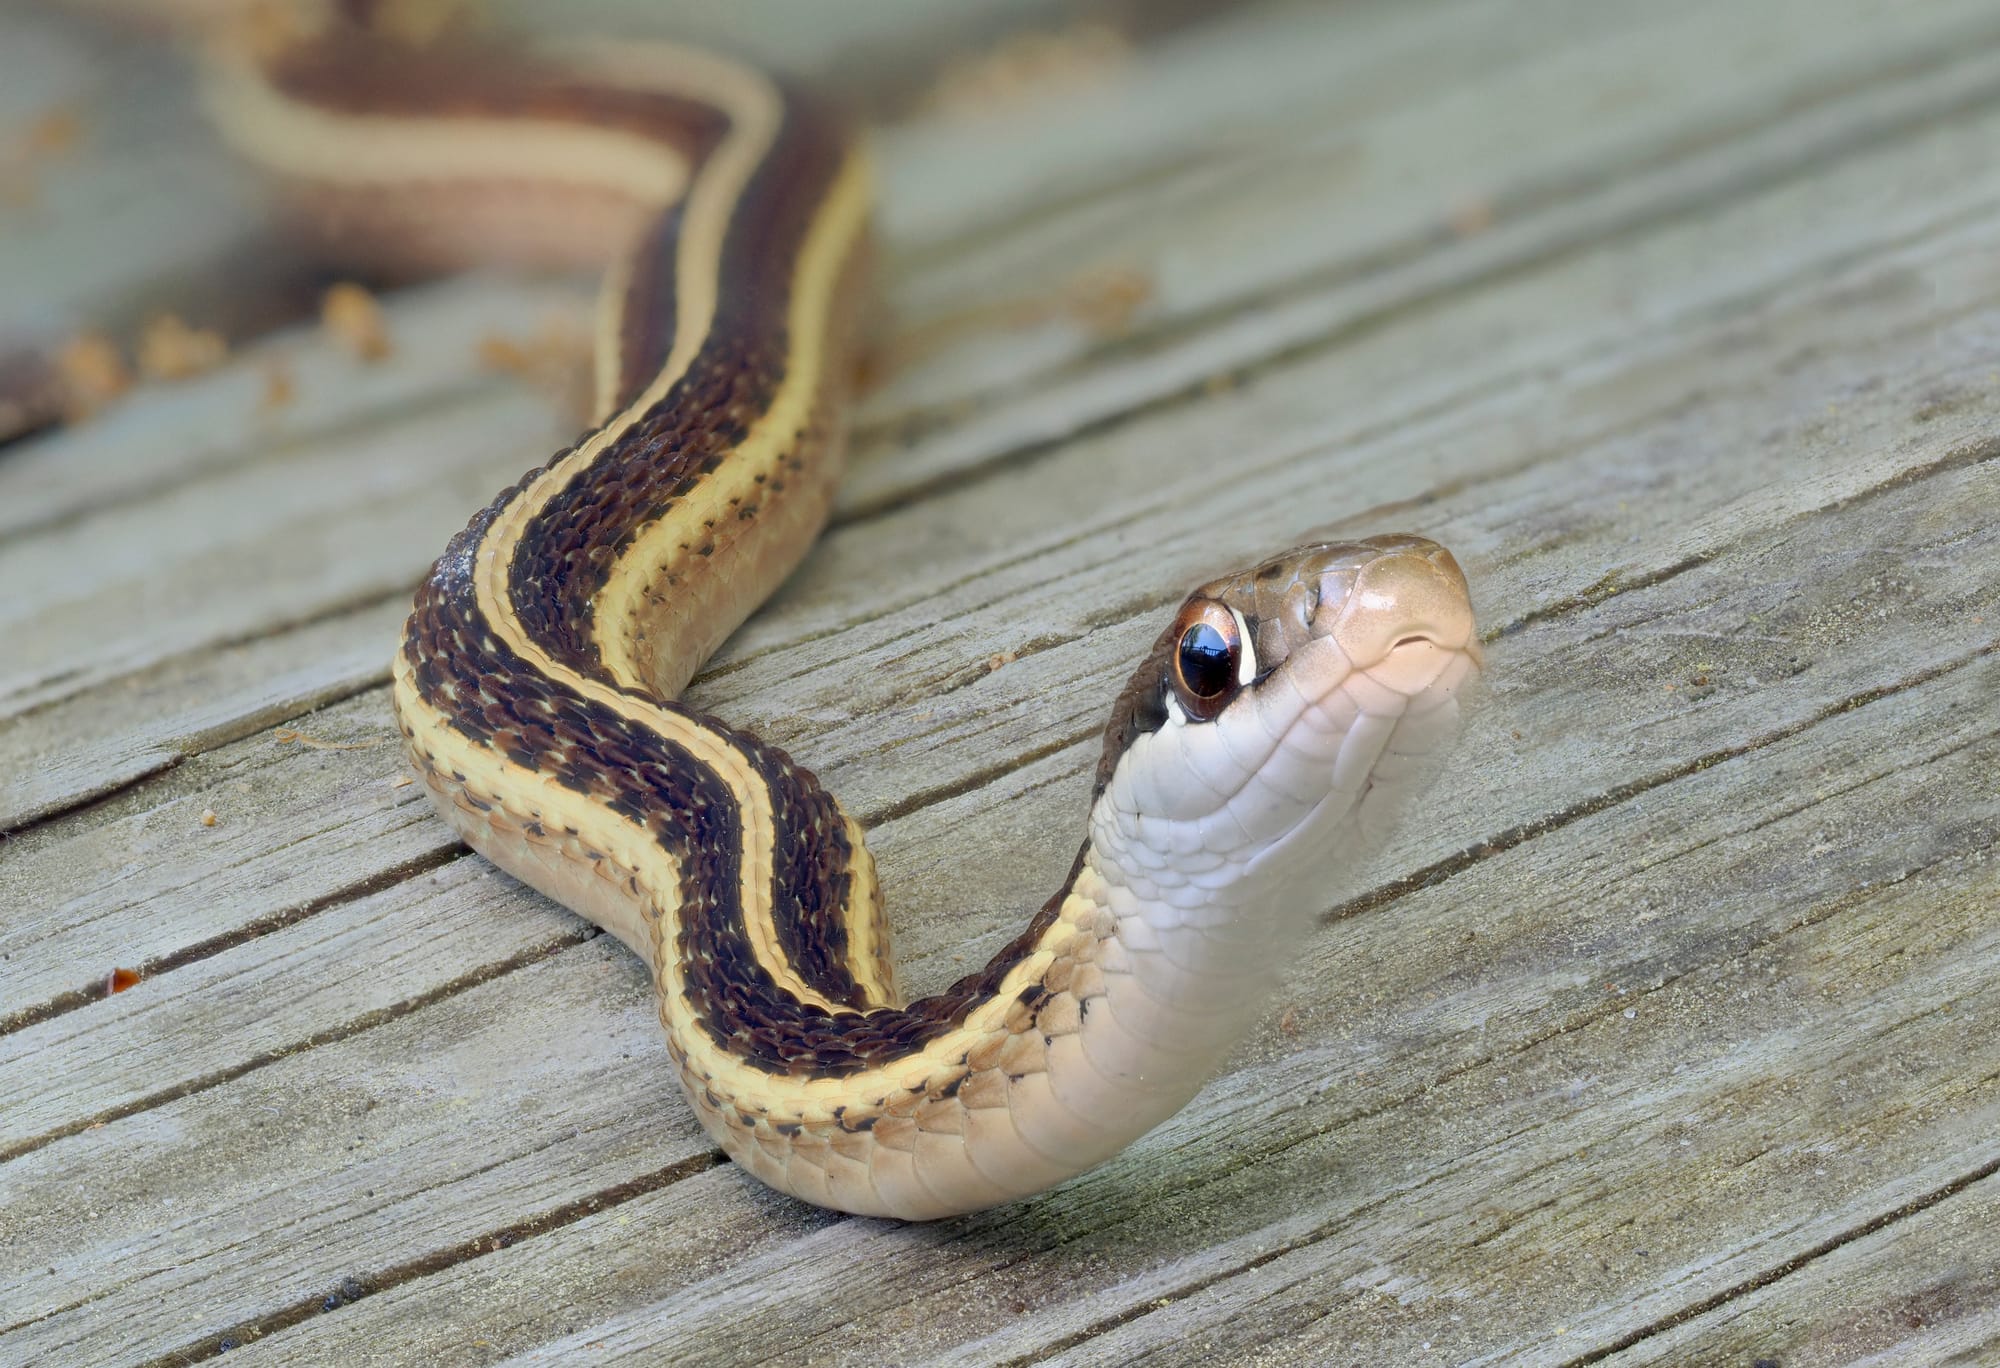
[{"left": 201, "top": 14, "right": 1483, "bottom": 1220}]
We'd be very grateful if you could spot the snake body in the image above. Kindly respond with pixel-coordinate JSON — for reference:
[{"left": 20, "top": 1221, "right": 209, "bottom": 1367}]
[{"left": 209, "top": 21, "right": 1482, "bottom": 1220}]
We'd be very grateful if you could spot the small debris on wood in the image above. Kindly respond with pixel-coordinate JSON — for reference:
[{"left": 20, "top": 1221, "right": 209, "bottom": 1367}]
[
  {"left": 137, "top": 314, "right": 228, "bottom": 381},
  {"left": 322, "top": 283, "right": 393, "bottom": 361},
  {"left": 319, "top": 1274, "right": 369, "bottom": 1311},
  {"left": 259, "top": 361, "right": 297, "bottom": 412},
  {"left": 54, "top": 332, "right": 133, "bottom": 418},
  {"left": 1065, "top": 266, "right": 1153, "bottom": 338},
  {"left": 24, "top": 107, "right": 82, "bottom": 159},
  {"left": 476, "top": 315, "right": 593, "bottom": 418},
  {"left": 1, "top": 104, "right": 84, "bottom": 207},
  {"left": 1449, "top": 196, "right": 1497, "bottom": 237},
  {"left": 274, "top": 727, "right": 385, "bottom": 751}
]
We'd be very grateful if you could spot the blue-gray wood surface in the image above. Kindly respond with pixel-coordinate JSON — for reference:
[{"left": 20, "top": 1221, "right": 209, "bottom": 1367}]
[{"left": 2, "top": 1, "right": 1996, "bottom": 1363}]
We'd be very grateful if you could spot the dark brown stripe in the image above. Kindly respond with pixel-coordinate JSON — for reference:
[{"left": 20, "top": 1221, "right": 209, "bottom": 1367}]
[
  {"left": 505, "top": 92, "right": 846, "bottom": 677},
  {"left": 1095, "top": 622, "right": 1176, "bottom": 798},
  {"left": 363, "top": 34, "right": 1082, "bottom": 1079},
  {"left": 265, "top": 32, "right": 731, "bottom": 165},
  {"left": 406, "top": 548, "right": 1086, "bottom": 1073},
  {"left": 607, "top": 203, "right": 686, "bottom": 417}
]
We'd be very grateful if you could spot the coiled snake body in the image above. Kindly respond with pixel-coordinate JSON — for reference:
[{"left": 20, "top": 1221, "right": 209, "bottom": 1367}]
[{"left": 209, "top": 21, "right": 1482, "bottom": 1220}]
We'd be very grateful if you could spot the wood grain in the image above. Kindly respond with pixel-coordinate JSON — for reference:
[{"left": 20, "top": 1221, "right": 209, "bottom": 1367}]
[{"left": 1, "top": 1, "right": 1995, "bottom": 1364}]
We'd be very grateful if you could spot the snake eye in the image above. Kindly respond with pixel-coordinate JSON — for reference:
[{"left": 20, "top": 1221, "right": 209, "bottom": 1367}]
[{"left": 1168, "top": 598, "right": 1245, "bottom": 722}]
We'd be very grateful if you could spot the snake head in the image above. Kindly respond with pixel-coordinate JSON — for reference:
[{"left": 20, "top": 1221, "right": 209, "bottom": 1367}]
[{"left": 1091, "top": 535, "right": 1481, "bottom": 943}]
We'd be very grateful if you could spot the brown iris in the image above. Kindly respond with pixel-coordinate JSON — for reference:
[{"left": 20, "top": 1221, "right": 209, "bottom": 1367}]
[{"left": 1167, "top": 597, "right": 1242, "bottom": 721}]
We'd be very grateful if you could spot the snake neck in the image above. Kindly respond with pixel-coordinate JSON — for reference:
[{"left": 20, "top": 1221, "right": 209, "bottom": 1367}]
[
  {"left": 656, "top": 829, "right": 1289, "bottom": 1220},
  {"left": 258, "top": 24, "right": 1452, "bottom": 1221},
  {"left": 395, "top": 652, "right": 1267, "bottom": 1222}
]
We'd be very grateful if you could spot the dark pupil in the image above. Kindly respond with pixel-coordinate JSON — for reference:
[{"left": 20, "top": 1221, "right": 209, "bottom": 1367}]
[{"left": 1177, "top": 623, "right": 1235, "bottom": 699}]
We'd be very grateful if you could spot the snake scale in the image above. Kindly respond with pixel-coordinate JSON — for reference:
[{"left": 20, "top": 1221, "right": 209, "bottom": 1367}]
[{"left": 203, "top": 11, "right": 1482, "bottom": 1220}]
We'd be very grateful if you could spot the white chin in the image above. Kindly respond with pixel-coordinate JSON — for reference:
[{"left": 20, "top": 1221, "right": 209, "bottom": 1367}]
[{"left": 1245, "top": 643, "right": 1477, "bottom": 898}]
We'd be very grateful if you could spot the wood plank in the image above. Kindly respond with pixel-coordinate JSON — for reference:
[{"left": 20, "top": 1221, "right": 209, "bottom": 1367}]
[
  {"left": 0, "top": 275, "right": 590, "bottom": 829},
  {"left": 0, "top": 688, "right": 452, "bottom": 1024},
  {"left": 0, "top": 936, "right": 717, "bottom": 1365},
  {"left": 201, "top": 622, "right": 1998, "bottom": 1368},
  {"left": 5, "top": 0, "right": 2000, "bottom": 1363},
  {"left": 3, "top": 329, "right": 1991, "bottom": 1362},
  {"left": 0, "top": 6, "right": 281, "bottom": 354},
  {"left": 14, "top": 19, "right": 2000, "bottom": 839},
  {"left": 0, "top": 349, "right": 567, "bottom": 720},
  {"left": 0, "top": 851, "right": 578, "bottom": 1155},
  {"left": 0, "top": 277, "right": 589, "bottom": 546},
  {"left": 0, "top": 596, "right": 405, "bottom": 832},
  {"left": 7, "top": 102, "right": 1994, "bottom": 1042},
  {"left": 1604, "top": 1171, "right": 2000, "bottom": 1367},
  {"left": 18, "top": 0, "right": 2000, "bottom": 534},
  {"left": 844, "top": 0, "right": 2000, "bottom": 511}
]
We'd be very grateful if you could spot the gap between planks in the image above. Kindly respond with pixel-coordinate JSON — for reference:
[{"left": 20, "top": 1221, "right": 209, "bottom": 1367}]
[
  {"left": 14, "top": 631, "right": 1994, "bottom": 1363},
  {"left": 834, "top": 16, "right": 2000, "bottom": 519},
  {"left": 6, "top": 413, "right": 1988, "bottom": 1054},
  {"left": 10, "top": 3, "right": 2000, "bottom": 833},
  {"left": 1559, "top": 1148, "right": 2000, "bottom": 1365}
]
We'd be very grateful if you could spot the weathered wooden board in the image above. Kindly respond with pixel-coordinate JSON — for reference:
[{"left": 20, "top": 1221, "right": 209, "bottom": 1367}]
[
  {"left": 1608, "top": 1171, "right": 2000, "bottom": 1367},
  {"left": 1, "top": 0, "right": 1996, "bottom": 1365}
]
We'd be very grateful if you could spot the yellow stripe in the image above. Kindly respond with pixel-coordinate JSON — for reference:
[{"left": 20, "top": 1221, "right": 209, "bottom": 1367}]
[
  {"left": 585, "top": 149, "right": 882, "bottom": 1009},
  {"left": 591, "top": 150, "right": 871, "bottom": 682},
  {"left": 203, "top": 56, "right": 690, "bottom": 206},
  {"left": 265, "top": 38, "right": 930, "bottom": 1103},
  {"left": 590, "top": 248, "right": 638, "bottom": 425},
  {"left": 455, "top": 50, "right": 795, "bottom": 983},
  {"left": 450, "top": 50, "right": 875, "bottom": 1019},
  {"left": 837, "top": 809, "right": 896, "bottom": 1007}
]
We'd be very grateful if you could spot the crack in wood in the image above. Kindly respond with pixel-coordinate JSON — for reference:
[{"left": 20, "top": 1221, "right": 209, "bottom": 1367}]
[
  {"left": 0, "top": 581, "right": 416, "bottom": 740},
  {"left": 0, "top": 659, "right": 405, "bottom": 839},
  {"left": 0, "top": 921, "right": 592, "bottom": 1167},
  {"left": 1322, "top": 638, "right": 1999, "bottom": 925},
  {"left": 1557, "top": 1152, "right": 2000, "bottom": 1366},
  {"left": 0, "top": 754, "right": 186, "bottom": 842},
  {"left": 125, "top": 1149, "right": 728, "bottom": 1368},
  {"left": 836, "top": 29, "right": 2000, "bottom": 526},
  {"left": 0, "top": 376, "right": 519, "bottom": 552},
  {"left": 862, "top": 727, "right": 1096, "bottom": 829},
  {"left": 0, "top": 847, "right": 468, "bottom": 1039}
]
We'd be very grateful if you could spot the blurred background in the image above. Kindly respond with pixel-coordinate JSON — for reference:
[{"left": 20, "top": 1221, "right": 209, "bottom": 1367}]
[{"left": 4, "top": 2, "right": 1998, "bottom": 1365}]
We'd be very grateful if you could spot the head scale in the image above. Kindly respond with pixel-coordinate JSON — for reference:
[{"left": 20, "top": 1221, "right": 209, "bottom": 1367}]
[{"left": 1092, "top": 535, "right": 1481, "bottom": 934}]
